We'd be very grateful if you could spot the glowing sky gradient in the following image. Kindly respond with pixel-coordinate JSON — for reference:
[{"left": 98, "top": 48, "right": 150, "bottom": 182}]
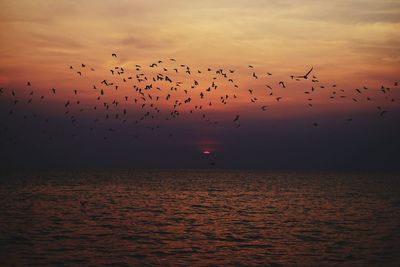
[
  {"left": 0, "top": 1, "right": 399, "bottom": 169},
  {"left": 1, "top": 0, "right": 399, "bottom": 86}
]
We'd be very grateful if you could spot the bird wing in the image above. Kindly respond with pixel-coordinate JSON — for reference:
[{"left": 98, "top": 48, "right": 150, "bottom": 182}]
[{"left": 304, "top": 67, "right": 313, "bottom": 77}]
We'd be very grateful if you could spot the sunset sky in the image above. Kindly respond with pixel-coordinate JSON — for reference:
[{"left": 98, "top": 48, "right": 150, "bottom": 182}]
[
  {"left": 1, "top": 1, "right": 399, "bottom": 76},
  {"left": 0, "top": 1, "right": 399, "bottom": 169}
]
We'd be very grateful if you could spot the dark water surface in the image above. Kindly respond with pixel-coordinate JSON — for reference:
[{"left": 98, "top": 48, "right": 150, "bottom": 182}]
[{"left": 0, "top": 170, "right": 399, "bottom": 266}]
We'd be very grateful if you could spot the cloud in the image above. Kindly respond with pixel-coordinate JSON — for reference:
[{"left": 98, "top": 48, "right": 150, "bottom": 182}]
[{"left": 118, "top": 35, "right": 176, "bottom": 50}]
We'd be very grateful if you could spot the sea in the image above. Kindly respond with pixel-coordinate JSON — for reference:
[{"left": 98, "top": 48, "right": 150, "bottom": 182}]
[{"left": 0, "top": 170, "right": 399, "bottom": 266}]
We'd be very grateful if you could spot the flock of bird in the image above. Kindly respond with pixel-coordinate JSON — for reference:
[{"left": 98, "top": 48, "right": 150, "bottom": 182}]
[{"left": 0, "top": 53, "right": 399, "bottom": 145}]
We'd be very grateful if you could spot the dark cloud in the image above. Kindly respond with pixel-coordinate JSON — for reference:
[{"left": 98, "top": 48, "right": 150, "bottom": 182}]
[{"left": 1, "top": 101, "right": 399, "bottom": 171}]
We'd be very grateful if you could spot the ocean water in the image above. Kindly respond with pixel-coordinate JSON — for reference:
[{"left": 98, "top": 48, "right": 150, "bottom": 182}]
[{"left": 0, "top": 170, "right": 399, "bottom": 266}]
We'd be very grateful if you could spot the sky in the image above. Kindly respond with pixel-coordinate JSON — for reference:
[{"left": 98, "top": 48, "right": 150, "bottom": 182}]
[{"left": 0, "top": 0, "right": 399, "bottom": 170}]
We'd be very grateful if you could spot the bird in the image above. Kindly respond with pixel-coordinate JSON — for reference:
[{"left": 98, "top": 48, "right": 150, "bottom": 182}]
[
  {"left": 233, "top": 115, "right": 240, "bottom": 122},
  {"left": 296, "top": 67, "right": 313, "bottom": 79},
  {"left": 112, "top": 53, "right": 117, "bottom": 57}
]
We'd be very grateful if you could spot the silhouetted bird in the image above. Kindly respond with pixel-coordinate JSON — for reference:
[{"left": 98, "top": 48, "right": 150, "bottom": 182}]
[{"left": 296, "top": 67, "right": 313, "bottom": 79}]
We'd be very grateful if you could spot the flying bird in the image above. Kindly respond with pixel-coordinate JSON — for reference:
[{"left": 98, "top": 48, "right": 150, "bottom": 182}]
[{"left": 296, "top": 67, "right": 313, "bottom": 79}]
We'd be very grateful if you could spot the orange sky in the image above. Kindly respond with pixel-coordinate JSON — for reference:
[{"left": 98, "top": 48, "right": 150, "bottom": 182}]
[
  {"left": 0, "top": 1, "right": 400, "bottom": 170},
  {"left": 0, "top": 0, "right": 399, "bottom": 119}
]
